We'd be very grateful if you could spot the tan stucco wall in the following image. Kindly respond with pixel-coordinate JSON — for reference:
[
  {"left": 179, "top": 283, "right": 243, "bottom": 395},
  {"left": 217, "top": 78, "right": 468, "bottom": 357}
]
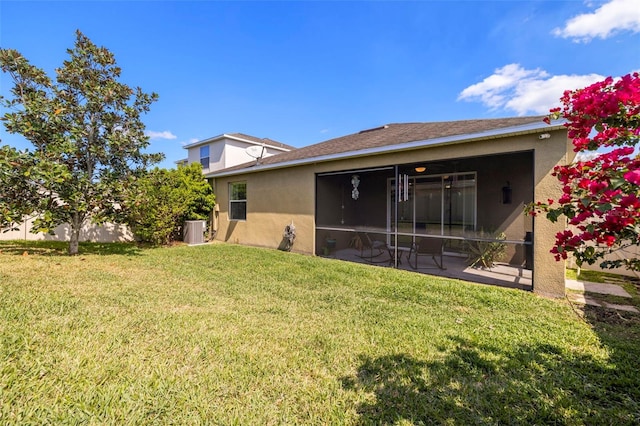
[
  {"left": 213, "top": 129, "right": 572, "bottom": 297},
  {"left": 531, "top": 133, "right": 575, "bottom": 297},
  {"left": 213, "top": 165, "right": 317, "bottom": 254}
]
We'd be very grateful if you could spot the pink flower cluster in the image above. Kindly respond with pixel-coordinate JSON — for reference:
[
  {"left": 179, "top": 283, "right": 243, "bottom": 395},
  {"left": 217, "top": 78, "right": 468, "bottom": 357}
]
[{"left": 532, "top": 72, "right": 640, "bottom": 267}]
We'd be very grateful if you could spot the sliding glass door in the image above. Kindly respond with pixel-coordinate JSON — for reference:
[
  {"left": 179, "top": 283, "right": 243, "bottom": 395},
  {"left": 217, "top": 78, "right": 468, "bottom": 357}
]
[{"left": 388, "top": 172, "right": 476, "bottom": 241}]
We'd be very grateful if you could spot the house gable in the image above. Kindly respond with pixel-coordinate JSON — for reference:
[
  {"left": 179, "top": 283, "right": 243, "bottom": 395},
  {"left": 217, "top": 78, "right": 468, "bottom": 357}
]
[{"left": 183, "top": 133, "right": 295, "bottom": 173}]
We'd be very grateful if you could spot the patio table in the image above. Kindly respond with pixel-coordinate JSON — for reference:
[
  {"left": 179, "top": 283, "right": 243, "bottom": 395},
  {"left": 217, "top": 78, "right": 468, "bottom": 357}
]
[{"left": 387, "top": 245, "right": 413, "bottom": 266}]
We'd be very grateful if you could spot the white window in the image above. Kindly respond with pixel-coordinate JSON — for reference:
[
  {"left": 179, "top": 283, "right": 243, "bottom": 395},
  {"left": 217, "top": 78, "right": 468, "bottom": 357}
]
[
  {"left": 229, "top": 182, "right": 247, "bottom": 221},
  {"left": 200, "top": 145, "right": 210, "bottom": 169}
]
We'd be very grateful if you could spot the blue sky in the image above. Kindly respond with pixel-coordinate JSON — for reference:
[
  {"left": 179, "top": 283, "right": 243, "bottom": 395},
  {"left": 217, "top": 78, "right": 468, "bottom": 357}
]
[{"left": 1, "top": 0, "right": 639, "bottom": 168}]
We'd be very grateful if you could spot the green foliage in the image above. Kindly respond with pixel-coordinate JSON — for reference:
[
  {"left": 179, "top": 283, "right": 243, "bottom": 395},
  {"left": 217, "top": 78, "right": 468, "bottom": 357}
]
[
  {"left": 0, "top": 30, "right": 161, "bottom": 254},
  {"left": 0, "top": 146, "right": 39, "bottom": 229},
  {"left": 124, "top": 163, "right": 216, "bottom": 245},
  {"left": 465, "top": 231, "right": 507, "bottom": 269}
]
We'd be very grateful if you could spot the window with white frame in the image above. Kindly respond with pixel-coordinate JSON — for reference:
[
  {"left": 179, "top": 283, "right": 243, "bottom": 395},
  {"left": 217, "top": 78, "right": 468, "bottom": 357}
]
[
  {"left": 229, "top": 182, "right": 247, "bottom": 221},
  {"left": 199, "top": 145, "right": 210, "bottom": 169}
]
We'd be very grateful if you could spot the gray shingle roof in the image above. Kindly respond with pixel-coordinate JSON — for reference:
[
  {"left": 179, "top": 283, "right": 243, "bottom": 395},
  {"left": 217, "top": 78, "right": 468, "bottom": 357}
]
[
  {"left": 228, "top": 133, "right": 296, "bottom": 151},
  {"left": 208, "top": 116, "right": 551, "bottom": 176}
]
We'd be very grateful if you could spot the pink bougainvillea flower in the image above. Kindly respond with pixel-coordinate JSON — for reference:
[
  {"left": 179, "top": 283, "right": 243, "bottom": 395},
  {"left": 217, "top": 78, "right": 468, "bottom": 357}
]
[
  {"left": 558, "top": 193, "right": 572, "bottom": 204},
  {"left": 623, "top": 169, "right": 640, "bottom": 185}
]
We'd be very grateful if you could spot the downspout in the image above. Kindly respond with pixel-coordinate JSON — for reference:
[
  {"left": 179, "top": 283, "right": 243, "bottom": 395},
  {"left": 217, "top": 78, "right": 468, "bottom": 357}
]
[
  {"left": 211, "top": 204, "right": 219, "bottom": 240},
  {"left": 209, "top": 178, "right": 218, "bottom": 240}
]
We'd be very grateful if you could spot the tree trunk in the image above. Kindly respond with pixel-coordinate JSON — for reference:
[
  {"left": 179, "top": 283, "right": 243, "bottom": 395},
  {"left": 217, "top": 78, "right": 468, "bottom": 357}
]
[{"left": 69, "top": 214, "right": 81, "bottom": 255}]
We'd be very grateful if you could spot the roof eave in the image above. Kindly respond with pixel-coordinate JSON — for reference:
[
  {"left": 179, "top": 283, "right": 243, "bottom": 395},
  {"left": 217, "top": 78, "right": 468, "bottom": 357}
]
[
  {"left": 183, "top": 134, "right": 290, "bottom": 151},
  {"left": 206, "top": 120, "right": 566, "bottom": 179}
]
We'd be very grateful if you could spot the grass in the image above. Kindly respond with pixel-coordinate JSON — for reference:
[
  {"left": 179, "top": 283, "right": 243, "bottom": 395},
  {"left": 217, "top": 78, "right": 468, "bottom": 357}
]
[
  {"left": 565, "top": 266, "right": 635, "bottom": 285},
  {"left": 1, "top": 241, "right": 639, "bottom": 424}
]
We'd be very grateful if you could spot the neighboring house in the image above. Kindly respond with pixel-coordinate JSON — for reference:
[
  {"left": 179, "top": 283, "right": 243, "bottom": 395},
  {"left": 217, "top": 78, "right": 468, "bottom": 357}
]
[
  {"left": 206, "top": 117, "right": 574, "bottom": 298},
  {"left": 180, "top": 133, "right": 295, "bottom": 173},
  {"left": 2, "top": 132, "right": 293, "bottom": 244}
]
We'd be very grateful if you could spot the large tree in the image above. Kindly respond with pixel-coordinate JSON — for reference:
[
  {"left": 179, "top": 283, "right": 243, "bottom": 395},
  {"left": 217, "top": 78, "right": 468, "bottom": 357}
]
[
  {"left": 0, "top": 30, "right": 162, "bottom": 254},
  {"left": 527, "top": 72, "right": 640, "bottom": 271}
]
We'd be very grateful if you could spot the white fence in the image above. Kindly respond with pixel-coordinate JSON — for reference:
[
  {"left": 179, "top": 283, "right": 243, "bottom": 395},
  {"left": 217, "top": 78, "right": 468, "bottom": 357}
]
[
  {"left": 0, "top": 216, "right": 133, "bottom": 243},
  {"left": 567, "top": 244, "right": 640, "bottom": 279}
]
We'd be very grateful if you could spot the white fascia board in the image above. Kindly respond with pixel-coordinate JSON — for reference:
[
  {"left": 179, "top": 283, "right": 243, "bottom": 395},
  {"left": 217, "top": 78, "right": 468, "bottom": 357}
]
[
  {"left": 261, "top": 144, "right": 291, "bottom": 153},
  {"left": 182, "top": 135, "right": 227, "bottom": 149},
  {"left": 206, "top": 120, "right": 566, "bottom": 179}
]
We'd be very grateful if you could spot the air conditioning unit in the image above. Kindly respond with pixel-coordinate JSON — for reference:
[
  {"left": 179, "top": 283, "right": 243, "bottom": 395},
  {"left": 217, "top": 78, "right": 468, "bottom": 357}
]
[{"left": 183, "top": 220, "right": 206, "bottom": 245}]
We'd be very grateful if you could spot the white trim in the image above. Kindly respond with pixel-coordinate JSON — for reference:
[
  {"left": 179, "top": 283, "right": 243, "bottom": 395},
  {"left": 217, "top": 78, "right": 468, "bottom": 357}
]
[
  {"left": 206, "top": 120, "right": 565, "bottom": 179},
  {"left": 317, "top": 166, "right": 394, "bottom": 177}
]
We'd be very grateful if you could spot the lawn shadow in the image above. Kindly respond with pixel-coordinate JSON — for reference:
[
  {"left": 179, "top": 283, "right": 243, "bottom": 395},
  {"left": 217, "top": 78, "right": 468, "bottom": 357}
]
[
  {"left": 0, "top": 240, "right": 143, "bottom": 256},
  {"left": 342, "top": 334, "right": 639, "bottom": 424},
  {"left": 578, "top": 301, "right": 640, "bottom": 407}
]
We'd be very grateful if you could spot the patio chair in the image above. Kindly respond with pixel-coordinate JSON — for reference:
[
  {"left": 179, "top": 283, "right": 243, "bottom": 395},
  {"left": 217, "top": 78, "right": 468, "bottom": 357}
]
[
  {"left": 386, "top": 234, "right": 414, "bottom": 266},
  {"left": 354, "top": 232, "right": 388, "bottom": 262},
  {"left": 409, "top": 237, "right": 446, "bottom": 270}
]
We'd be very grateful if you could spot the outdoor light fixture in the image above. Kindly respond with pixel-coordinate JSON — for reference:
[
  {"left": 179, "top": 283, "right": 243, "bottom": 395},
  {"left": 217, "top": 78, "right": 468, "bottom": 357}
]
[
  {"left": 351, "top": 174, "right": 360, "bottom": 200},
  {"left": 502, "top": 181, "right": 512, "bottom": 204},
  {"left": 414, "top": 166, "right": 426, "bottom": 173}
]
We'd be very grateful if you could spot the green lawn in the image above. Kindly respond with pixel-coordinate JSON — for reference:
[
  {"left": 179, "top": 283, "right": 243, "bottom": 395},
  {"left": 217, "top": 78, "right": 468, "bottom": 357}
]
[{"left": 1, "top": 241, "right": 639, "bottom": 425}]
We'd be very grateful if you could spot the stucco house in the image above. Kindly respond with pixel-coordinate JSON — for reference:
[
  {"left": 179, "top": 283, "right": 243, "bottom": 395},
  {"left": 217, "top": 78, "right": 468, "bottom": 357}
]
[{"left": 206, "top": 117, "right": 574, "bottom": 298}]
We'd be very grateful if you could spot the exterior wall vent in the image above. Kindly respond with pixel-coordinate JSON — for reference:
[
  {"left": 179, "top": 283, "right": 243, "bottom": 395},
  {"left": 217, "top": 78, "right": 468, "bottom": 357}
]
[{"left": 359, "top": 125, "right": 389, "bottom": 134}]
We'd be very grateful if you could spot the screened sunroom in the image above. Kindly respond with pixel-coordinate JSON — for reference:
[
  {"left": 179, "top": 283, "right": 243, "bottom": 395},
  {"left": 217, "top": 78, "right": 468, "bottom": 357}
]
[{"left": 315, "top": 151, "right": 534, "bottom": 289}]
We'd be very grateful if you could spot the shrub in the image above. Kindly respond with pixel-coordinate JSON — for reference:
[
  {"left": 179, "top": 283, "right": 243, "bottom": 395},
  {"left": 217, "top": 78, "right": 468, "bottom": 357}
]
[{"left": 125, "top": 163, "right": 215, "bottom": 245}]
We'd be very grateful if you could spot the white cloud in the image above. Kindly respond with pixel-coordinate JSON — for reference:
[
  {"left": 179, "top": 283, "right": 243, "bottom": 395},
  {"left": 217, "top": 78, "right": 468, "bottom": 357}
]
[
  {"left": 458, "top": 64, "right": 604, "bottom": 115},
  {"left": 575, "top": 151, "right": 601, "bottom": 162},
  {"left": 553, "top": 0, "right": 640, "bottom": 42},
  {"left": 146, "top": 130, "right": 177, "bottom": 140},
  {"left": 458, "top": 64, "right": 549, "bottom": 110}
]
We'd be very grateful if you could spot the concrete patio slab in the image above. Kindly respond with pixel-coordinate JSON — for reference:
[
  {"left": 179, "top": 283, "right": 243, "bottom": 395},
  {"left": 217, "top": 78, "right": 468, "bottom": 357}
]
[
  {"left": 602, "top": 302, "right": 639, "bottom": 313},
  {"left": 566, "top": 292, "right": 639, "bottom": 313},
  {"left": 329, "top": 247, "right": 533, "bottom": 290},
  {"left": 565, "top": 279, "right": 632, "bottom": 298},
  {"left": 567, "top": 293, "right": 602, "bottom": 307}
]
